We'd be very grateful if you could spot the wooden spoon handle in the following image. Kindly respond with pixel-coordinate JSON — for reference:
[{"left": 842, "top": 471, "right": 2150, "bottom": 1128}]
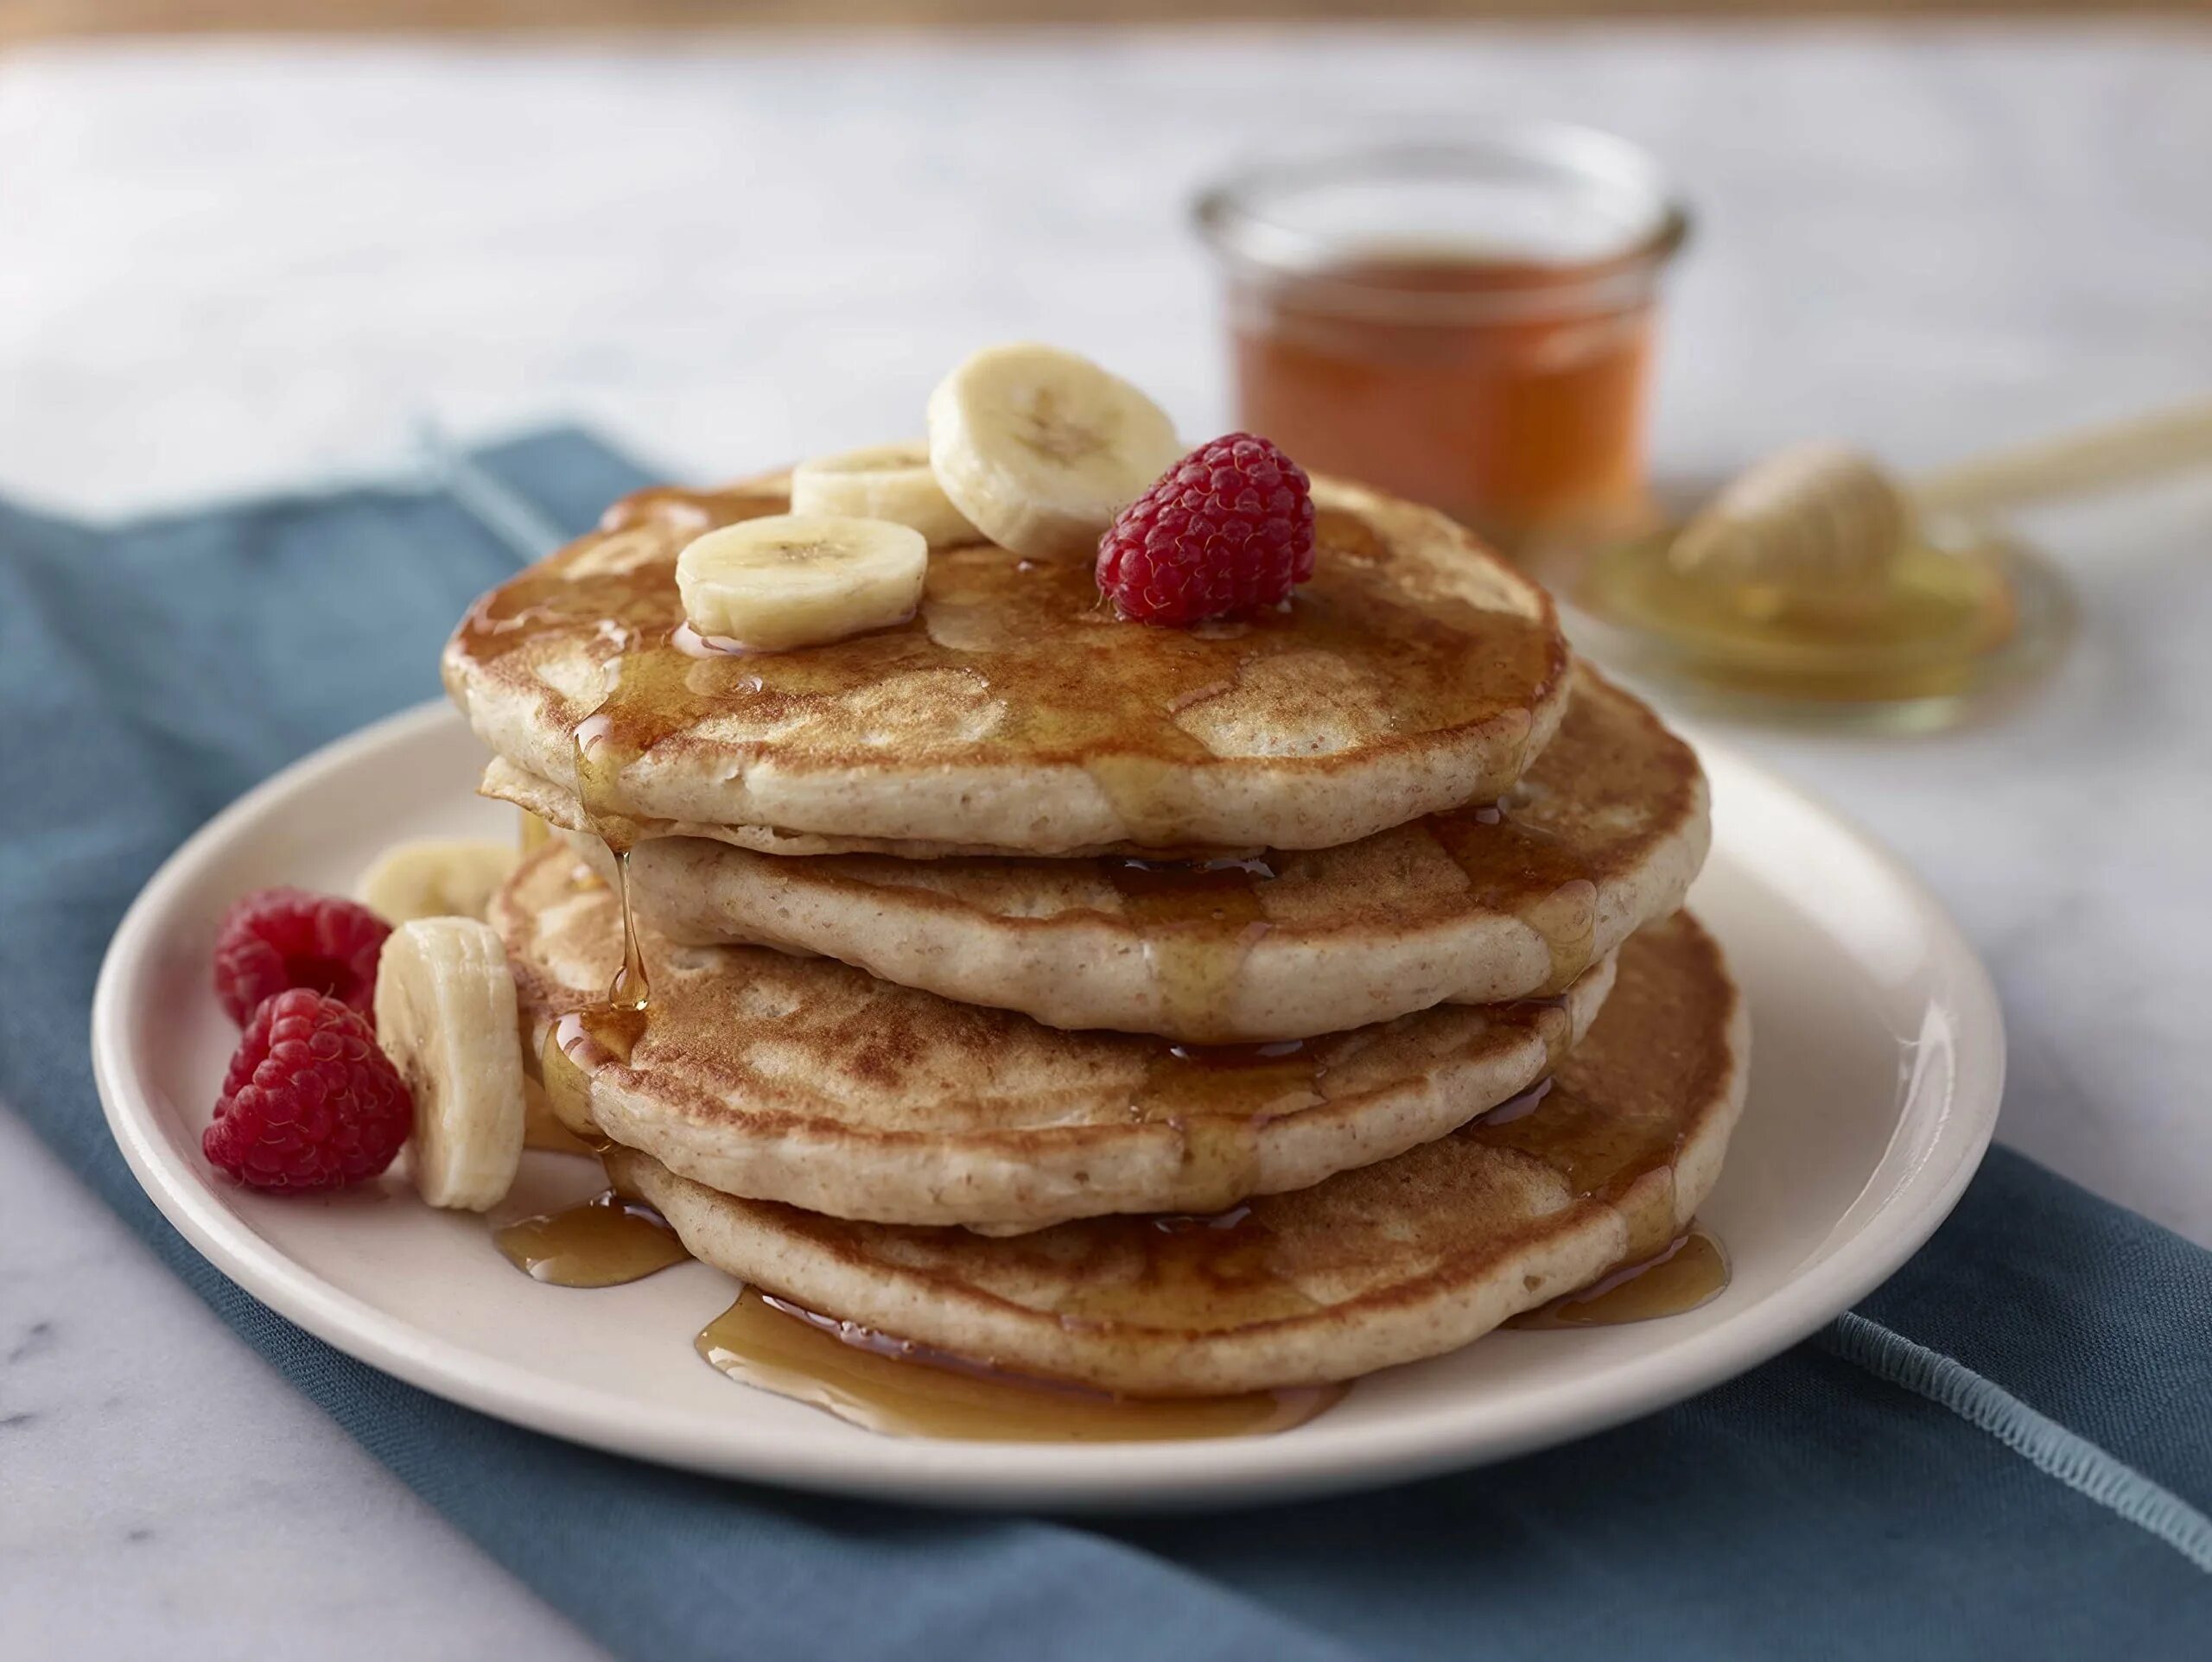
[{"left": 1910, "top": 400, "right": 2212, "bottom": 516}]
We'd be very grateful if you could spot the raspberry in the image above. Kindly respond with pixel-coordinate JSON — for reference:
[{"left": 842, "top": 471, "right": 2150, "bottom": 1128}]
[
  {"left": 203, "top": 989, "right": 412, "bottom": 1191},
  {"left": 1096, "top": 434, "right": 1317, "bottom": 626},
  {"left": 213, "top": 886, "right": 391, "bottom": 1026}
]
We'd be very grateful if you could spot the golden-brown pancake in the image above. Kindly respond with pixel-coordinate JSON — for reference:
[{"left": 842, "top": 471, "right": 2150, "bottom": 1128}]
[
  {"left": 493, "top": 843, "right": 1617, "bottom": 1230},
  {"left": 445, "top": 472, "right": 1571, "bottom": 854},
  {"left": 505, "top": 663, "right": 1706, "bottom": 1042},
  {"left": 615, "top": 910, "right": 1748, "bottom": 1396}
]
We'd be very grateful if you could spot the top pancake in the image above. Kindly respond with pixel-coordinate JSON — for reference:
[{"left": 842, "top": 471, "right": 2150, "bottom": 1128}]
[{"left": 442, "top": 473, "right": 1571, "bottom": 854}]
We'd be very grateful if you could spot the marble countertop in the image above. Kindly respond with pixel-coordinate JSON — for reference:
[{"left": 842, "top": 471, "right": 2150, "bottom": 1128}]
[{"left": 3, "top": 23, "right": 2209, "bottom": 1660}]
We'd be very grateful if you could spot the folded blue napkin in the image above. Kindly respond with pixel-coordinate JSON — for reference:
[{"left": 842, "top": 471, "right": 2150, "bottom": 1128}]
[{"left": 3, "top": 429, "right": 2207, "bottom": 1661}]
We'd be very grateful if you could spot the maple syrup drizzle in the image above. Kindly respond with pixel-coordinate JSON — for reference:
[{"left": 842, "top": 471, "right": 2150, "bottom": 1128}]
[
  {"left": 1470, "top": 1073, "right": 1697, "bottom": 1265},
  {"left": 493, "top": 1190, "right": 690, "bottom": 1288},
  {"left": 520, "top": 1076, "right": 602, "bottom": 1156},
  {"left": 486, "top": 1119, "right": 1722, "bottom": 1433},
  {"left": 458, "top": 484, "right": 1717, "bottom": 1426},
  {"left": 1128, "top": 1038, "right": 1325, "bottom": 1213},
  {"left": 1106, "top": 854, "right": 1277, "bottom": 1041},
  {"left": 522, "top": 996, "right": 633, "bottom": 1154},
  {"left": 1425, "top": 799, "right": 1599, "bottom": 993},
  {"left": 454, "top": 496, "right": 1567, "bottom": 854},
  {"left": 596, "top": 486, "right": 735, "bottom": 536},
  {"left": 695, "top": 1287, "right": 1343, "bottom": 1442},
  {"left": 1509, "top": 1227, "right": 1727, "bottom": 1329},
  {"left": 1049, "top": 1205, "right": 1323, "bottom": 1331},
  {"left": 485, "top": 1178, "right": 1341, "bottom": 1439}
]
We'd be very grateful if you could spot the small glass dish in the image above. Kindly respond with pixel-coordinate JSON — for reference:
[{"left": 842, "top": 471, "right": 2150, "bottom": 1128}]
[
  {"left": 1535, "top": 488, "right": 2078, "bottom": 733},
  {"left": 1194, "top": 127, "right": 1690, "bottom": 555}
]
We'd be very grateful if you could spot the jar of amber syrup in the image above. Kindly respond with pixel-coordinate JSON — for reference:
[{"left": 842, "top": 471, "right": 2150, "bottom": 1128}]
[{"left": 1196, "top": 130, "right": 1690, "bottom": 555}]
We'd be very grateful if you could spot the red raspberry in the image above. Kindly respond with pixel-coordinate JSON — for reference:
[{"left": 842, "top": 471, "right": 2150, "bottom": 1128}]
[
  {"left": 213, "top": 886, "right": 391, "bottom": 1026},
  {"left": 203, "top": 989, "right": 412, "bottom": 1191},
  {"left": 1096, "top": 434, "right": 1317, "bottom": 626}
]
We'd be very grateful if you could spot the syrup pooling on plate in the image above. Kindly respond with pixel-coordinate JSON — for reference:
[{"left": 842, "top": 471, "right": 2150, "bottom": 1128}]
[
  {"left": 494, "top": 1189, "right": 690, "bottom": 1287},
  {"left": 1509, "top": 1227, "right": 1728, "bottom": 1329},
  {"left": 453, "top": 492, "right": 1566, "bottom": 850},
  {"left": 488, "top": 1047, "right": 1724, "bottom": 1429},
  {"left": 486, "top": 1158, "right": 1345, "bottom": 1437},
  {"left": 696, "top": 1288, "right": 1344, "bottom": 1442}
]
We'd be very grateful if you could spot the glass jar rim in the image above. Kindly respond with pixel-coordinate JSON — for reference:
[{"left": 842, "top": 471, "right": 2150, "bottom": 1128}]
[{"left": 1192, "top": 127, "right": 1691, "bottom": 324}]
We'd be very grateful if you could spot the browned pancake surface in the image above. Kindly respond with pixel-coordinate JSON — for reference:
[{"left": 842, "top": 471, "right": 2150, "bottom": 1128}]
[
  {"left": 508, "top": 663, "right": 1707, "bottom": 1040},
  {"left": 619, "top": 910, "right": 1748, "bottom": 1394},
  {"left": 446, "top": 473, "right": 1570, "bottom": 852},
  {"left": 495, "top": 843, "right": 1617, "bottom": 1227}
]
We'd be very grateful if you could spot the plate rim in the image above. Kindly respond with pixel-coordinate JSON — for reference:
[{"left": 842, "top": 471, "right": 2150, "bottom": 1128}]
[{"left": 91, "top": 699, "right": 2005, "bottom": 1510}]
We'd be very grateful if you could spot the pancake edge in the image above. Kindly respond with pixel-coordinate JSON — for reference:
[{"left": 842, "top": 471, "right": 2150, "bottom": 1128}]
[
  {"left": 444, "top": 474, "right": 1573, "bottom": 853},
  {"left": 609, "top": 917, "right": 1750, "bottom": 1395}
]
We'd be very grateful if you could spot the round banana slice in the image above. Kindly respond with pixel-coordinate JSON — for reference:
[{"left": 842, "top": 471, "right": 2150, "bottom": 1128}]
[
  {"left": 790, "top": 441, "right": 979, "bottom": 549},
  {"left": 675, "top": 513, "right": 928, "bottom": 652},
  {"left": 925, "top": 343, "right": 1183, "bottom": 561},
  {"left": 355, "top": 838, "right": 520, "bottom": 924},
  {"left": 375, "top": 917, "right": 526, "bottom": 1211}
]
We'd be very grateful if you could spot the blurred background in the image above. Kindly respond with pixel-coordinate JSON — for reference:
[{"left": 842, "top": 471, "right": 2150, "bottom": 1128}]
[
  {"left": 8, "top": 0, "right": 2205, "bottom": 39},
  {"left": 4, "top": 9, "right": 2210, "bottom": 1651},
  {"left": 5, "top": 4, "right": 2208, "bottom": 513}
]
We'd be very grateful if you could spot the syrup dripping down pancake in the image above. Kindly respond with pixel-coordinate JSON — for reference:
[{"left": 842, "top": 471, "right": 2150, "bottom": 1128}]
[
  {"left": 498, "top": 663, "right": 1706, "bottom": 1042},
  {"left": 493, "top": 844, "right": 1617, "bottom": 1231},
  {"left": 445, "top": 472, "right": 1571, "bottom": 855},
  {"left": 613, "top": 911, "right": 1747, "bottom": 1397}
]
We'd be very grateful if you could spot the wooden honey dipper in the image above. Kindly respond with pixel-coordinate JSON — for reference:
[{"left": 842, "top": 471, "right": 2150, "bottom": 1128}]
[{"left": 1668, "top": 400, "right": 2212, "bottom": 621}]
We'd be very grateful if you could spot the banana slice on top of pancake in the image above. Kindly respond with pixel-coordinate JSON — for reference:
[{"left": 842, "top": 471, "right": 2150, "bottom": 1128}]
[
  {"left": 789, "top": 441, "right": 979, "bottom": 549},
  {"left": 675, "top": 513, "right": 928, "bottom": 651},
  {"left": 926, "top": 342, "right": 1184, "bottom": 561}
]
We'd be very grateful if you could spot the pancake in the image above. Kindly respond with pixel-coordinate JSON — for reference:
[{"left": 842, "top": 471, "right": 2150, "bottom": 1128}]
[
  {"left": 493, "top": 843, "right": 1618, "bottom": 1230},
  {"left": 482, "top": 757, "right": 1272, "bottom": 862},
  {"left": 614, "top": 910, "right": 1747, "bottom": 1396},
  {"left": 444, "top": 472, "right": 1571, "bottom": 855},
  {"left": 513, "top": 664, "right": 1707, "bottom": 1043}
]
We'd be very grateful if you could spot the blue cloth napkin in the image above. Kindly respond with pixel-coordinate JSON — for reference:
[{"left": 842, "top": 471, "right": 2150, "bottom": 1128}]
[{"left": 3, "top": 428, "right": 2208, "bottom": 1662}]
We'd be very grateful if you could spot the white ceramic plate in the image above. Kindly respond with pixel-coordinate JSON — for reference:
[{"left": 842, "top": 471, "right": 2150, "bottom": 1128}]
[{"left": 92, "top": 701, "right": 2003, "bottom": 1510}]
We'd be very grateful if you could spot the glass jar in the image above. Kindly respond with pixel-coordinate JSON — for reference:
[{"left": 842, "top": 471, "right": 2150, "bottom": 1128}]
[{"left": 1195, "top": 129, "right": 1690, "bottom": 555}]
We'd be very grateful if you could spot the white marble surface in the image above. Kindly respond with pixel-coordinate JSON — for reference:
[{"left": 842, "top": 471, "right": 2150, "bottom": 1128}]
[{"left": 3, "top": 23, "right": 2209, "bottom": 1661}]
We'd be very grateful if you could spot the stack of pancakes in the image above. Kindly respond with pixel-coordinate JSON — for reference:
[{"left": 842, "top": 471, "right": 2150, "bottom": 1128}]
[{"left": 444, "top": 473, "right": 1748, "bottom": 1400}]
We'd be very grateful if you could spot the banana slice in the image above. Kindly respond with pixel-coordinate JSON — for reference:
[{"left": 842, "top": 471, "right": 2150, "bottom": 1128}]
[
  {"left": 790, "top": 441, "right": 979, "bottom": 549},
  {"left": 926, "top": 343, "right": 1183, "bottom": 561},
  {"left": 355, "top": 838, "right": 520, "bottom": 924},
  {"left": 375, "top": 917, "right": 526, "bottom": 1211},
  {"left": 675, "top": 513, "right": 927, "bottom": 651}
]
